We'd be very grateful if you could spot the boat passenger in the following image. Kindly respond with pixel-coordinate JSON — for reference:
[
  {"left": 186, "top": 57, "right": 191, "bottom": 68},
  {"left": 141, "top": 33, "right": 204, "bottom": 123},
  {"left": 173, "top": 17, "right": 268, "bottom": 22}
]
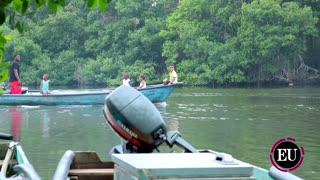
[
  {"left": 163, "top": 64, "right": 178, "bottom": 85},
  {"left": 9, "top": 55, "right": 22, "bottom": 94},
  {"left": 40, "top": 74, "right": 50, "bottom": 94},
  {"left": 137, "top": 74, "right": 146, "bottom": 89},
  {"left": 122, "top": 72, "right": 132, "bottom": 87}
]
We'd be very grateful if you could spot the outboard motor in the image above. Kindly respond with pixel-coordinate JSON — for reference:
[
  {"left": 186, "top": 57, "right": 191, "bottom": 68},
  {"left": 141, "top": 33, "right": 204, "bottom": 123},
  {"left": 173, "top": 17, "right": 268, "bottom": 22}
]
[{"left": 103, "top": 85, "right": 198, "bottom": 154}]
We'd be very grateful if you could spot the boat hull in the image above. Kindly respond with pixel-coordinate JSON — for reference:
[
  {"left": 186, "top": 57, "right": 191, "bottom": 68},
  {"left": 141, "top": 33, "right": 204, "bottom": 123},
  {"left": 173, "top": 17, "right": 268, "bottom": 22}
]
[{"left": 0, "top": 84, "right": 181, "bottom": 106}]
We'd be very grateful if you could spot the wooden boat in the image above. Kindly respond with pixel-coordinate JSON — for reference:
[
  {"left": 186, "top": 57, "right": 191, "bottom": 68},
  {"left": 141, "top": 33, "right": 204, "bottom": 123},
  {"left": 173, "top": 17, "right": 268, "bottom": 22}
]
[
  {"left": 53, "top": 151, "right": 114, "bottom": 180},
  {"left": 0, "top": 133, "right": 40, "bottom": 179},
  {"left": 0, "top": 83, "right": 182, "bottom": 106}
]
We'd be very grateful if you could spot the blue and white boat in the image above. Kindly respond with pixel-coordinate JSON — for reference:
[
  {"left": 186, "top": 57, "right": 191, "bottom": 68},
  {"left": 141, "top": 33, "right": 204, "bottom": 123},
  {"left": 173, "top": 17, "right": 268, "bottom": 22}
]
[{"left": 0, "top": 83, "right": 181, "bottom": 106}]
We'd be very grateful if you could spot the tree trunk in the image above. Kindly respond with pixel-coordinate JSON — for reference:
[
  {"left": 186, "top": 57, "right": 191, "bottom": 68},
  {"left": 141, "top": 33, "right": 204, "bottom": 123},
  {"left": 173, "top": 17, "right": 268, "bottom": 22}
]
[{"left": 275, "top": 55, "right": 319, "bottom": 84}]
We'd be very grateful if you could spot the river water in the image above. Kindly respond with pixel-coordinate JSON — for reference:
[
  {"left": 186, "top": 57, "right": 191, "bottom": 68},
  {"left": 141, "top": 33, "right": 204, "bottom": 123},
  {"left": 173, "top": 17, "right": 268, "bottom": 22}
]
[{"left": 0, "top": 87, "right": 319, "bottom": 179}]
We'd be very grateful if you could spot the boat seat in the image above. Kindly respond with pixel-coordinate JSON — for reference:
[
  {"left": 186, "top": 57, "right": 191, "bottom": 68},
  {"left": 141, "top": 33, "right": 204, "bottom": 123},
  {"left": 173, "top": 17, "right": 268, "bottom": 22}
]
[{"left": 68, "top": 168, "right": 114, "bottom": 176}]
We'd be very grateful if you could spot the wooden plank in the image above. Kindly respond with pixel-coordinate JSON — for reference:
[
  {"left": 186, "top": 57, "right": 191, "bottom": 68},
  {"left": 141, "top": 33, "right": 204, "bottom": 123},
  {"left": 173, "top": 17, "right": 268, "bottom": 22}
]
[{"left": 68, "top": 169, "right": 114, "bottom": 176}]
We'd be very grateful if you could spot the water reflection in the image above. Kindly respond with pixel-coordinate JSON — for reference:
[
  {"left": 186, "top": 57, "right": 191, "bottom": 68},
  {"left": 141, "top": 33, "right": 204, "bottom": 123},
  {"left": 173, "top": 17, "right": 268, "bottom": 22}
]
[{"left": 8, "top": 108, "right": 22, "bottom": 142}]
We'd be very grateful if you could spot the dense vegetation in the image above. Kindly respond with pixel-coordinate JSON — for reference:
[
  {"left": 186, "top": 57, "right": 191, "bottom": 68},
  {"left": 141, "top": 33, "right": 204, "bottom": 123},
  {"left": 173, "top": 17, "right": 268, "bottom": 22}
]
[{"left": 1, "top": 0, "right": 320, "bottom": 88}]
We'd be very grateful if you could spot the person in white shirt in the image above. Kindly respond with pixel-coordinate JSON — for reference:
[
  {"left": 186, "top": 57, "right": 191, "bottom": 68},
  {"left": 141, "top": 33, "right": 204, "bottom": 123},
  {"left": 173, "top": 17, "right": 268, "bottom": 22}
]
[
  {"left": 122, "top": 72, "right": 132, "bottom": 86},
  {"left": 137, "top": 74, "right": 146, "bottom": 89}
]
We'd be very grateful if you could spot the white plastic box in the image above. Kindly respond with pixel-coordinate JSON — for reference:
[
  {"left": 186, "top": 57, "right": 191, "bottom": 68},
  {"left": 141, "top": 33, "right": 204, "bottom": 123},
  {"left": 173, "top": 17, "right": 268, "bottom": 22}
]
[{"left": 112, "top": 153, "right": 254, "bottom": 180}]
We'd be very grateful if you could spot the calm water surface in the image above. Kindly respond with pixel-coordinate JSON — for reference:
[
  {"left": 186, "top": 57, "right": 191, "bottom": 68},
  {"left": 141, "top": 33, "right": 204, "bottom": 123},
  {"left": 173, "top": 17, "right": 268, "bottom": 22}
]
[{"left": 0, "top": 87, "right": 319, "bottom": 179}]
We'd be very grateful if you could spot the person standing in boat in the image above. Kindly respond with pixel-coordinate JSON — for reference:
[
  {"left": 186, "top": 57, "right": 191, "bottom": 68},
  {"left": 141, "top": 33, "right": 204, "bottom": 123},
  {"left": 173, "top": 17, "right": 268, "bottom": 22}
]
[
  {"left": 162, "top": 64, "right": 178, "bottom": 85},
  {"left": 136, "top": 74, "right": 146, "bottom": 89},
  {"left": 40, "top": 73, "right": 50, "bottom": 94},
  {"left": 9, "top": 54, "right": 22, "bottom": 94},
  {"left": 122, "top": 72, "right": 132, "bottom": 87}
]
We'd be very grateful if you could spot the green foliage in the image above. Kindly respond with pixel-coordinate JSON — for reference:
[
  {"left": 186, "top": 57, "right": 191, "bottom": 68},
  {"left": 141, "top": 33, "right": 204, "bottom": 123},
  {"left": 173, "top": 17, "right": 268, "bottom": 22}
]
[
  {"left": 209, "top": 41, "right": 247, "bottom": 84},
  {"left": 12, "top": 0, "right": 30, "bottom": 13},
  {"left": 82, "top": 55, "right": 122, "bottom": 86},
  {"left": 122, "top": 60, "right": 158, "bottom": 85},
  {"left": 0, "top": 0, "right": 319, "bottom": 88},
  {"left": 178, "top": 59, "right": 213, "bottom": 85},
  {"left": 31, "top": 2, "right": 88, "bottom": 58},
  {"left": 0, "top": 0, "right": 112, "bottom": 88},
  {"left": 0, "top": 31, "right": 9, "bottom": 88},
  {"left": 161, "top": 0, "right": 247, "bottom": 85},
  {"left": 87, "top": 0, "right": 112, "bottom": 11},
  {"left": 50, "top": 50, "right": 81, "bottom": 85},
  {"left": 238, "top": 0, "right": 318, "bottom": 82}
]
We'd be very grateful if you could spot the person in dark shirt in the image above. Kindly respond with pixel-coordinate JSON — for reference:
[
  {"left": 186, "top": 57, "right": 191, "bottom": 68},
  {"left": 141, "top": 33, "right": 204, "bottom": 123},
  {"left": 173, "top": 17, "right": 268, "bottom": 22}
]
[{"left": 9, "top": 55, "right": 22, "bottom": 94}]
